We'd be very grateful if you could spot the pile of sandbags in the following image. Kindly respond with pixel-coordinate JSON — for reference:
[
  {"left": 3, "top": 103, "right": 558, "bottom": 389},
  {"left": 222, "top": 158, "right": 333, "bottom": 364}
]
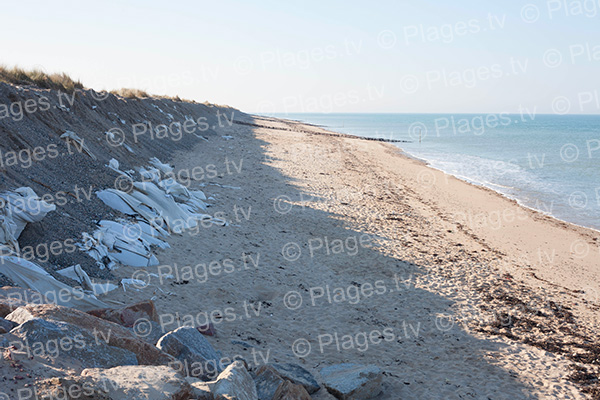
[
  {"left": 90, "top": 158, "right": 224, "bottom": 269},
  {"left": 98, "top": 158, "right": 219, "bottom": 235},
  {"left": 0, "top": 187, "right": 107, "bottom": 309}
]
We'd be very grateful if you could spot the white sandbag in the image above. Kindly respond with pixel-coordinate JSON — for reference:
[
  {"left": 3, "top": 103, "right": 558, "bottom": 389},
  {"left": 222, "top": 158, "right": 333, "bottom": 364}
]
[
  {"left": 2, "top": 187, "right": 56, "bottom": 230},
  {"left": 0, "top": 215, "right": 19, "bottom": 252},
  {"left": 158, "top": 178, "right": 190, "bottom": 199},
  {"left": 106, "top": 158, "right": 130, "bottom": 176},
  {"left": 135, "top": 220, "right": 170, "bottom": 248},
  {"left": 98, "top": 220, "right": 160, "bottom": 266},
  {"left": 135, "top": 182, "right": 202, "bottom": 232},
  {"left": 121, "top": 278, "right": 147, "bottom": 291},
  {"left": 191, "top": 190, "right": 207, "bottom": 200},
  {"left": 159, "top": 178, "right": 207, "bottom": 211},
  {"left": 60, "top": 131, "right": 97, "bottom": 160},
  {"left": 0, "top": 187, "right": 56, "bottom": 251},
  {"left": 96, "top": 190, "right": 139, "bottom": 216},
  {"left": 139, "top": 167, "right": 161, "bottom": 184},
  {"left": 57, "top": 264, "right": 119, "bottom": 296},
  {"left": 0, "top": 256, "right": 107, "bottom": 309},
  {"left": 149, "top": 157, "right": 174, "bottom": 175},
  {"left": 56, "top": 264, "right": 82, "bottom": 282},
  {"left": 97, "top": 188, "right": 166, "bottom": 230},
  {"left": 82, "top": 220, "right": 163, "bottom": 269},
  {"left": 107, "top": 158, "right": 120, "bottom": 171},
  {"left": 81, "top": 231, "right": 115, "bottom": 270}
]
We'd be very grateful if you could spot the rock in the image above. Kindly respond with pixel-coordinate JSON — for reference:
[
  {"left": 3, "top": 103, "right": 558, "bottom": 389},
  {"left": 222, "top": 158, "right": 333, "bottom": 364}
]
[
  {"left": 157, "top": 326, "right": 221, "bottom": 379},
  {"left": 6, "top": 304, "right": 174, "bottom": 366},
  {"left": 254, "top": 365, "right": 284, "bottom": 400},
  {"left": 320, "top": 364, "right": 382, "bottom": 400},
  {"left": 272, "top": 380, "right": 312, "bottom": 400},
  {"left": 269, "top": 363, "right": 320, "bottom": 394},
  {"left": 0, "top": 332, "right": 21, "bottom": 347},
  {"left": 129, "top": 320, "right": 167, "bottom": 345},
  {"left": 81, "top": 365, "right": 193, "bottom": 400},
  {"left": 197, "top": 323, "right": 216, "bottom": 336},
  {"left": 0, "top": 316, "right": 17, "bottom": 333},
  {"left": 0, "top": 296, "right": 27, "bottom": 319},
  {"left": 10, "top": 318, "right": 138, "bottom": 369},
  {"left": 212, "top": 361, "right": 258, "bottom": 400},
  {"left": 87, "top": 300, "right": 159, "bottom": 327},
  {"left": 0, "top": 286, "right": 49, "bottom": 317},
  {"left": 28, "top": 376, "right": 112, "bottom": 400},
  {"left": 187, "top": 377, "right": 213, "bottom": 400}
]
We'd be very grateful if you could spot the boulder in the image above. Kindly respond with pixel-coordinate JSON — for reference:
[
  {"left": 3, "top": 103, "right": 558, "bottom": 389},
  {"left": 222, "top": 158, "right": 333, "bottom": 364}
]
[
  {"left": 81, "top": 365, "right": 193, "bottom": 400},
  {"left": 10, "top": 318, "right": 138, "bottom": 369},
  {"left": 0, "top": 316, "right": 17, "bottom": 333},
  {"left": 254, "top": 365, "right": 284, "bottom": 400},
  {"left": 129, "top": 320, "right": 167, "bottom": 345},
  {"left": 0, "top": 296, "right": 27, "bottom": 318},
  {"left": 157, "top": 326, "right": 221, "bottom": 379},
  {"left": 0, "top": 332, "right": 21, "bottom": 347},
  {"left": 320, "top": 364, "right": 382, "bottom": 400},
  {"left": 6, "top": 304, "right": 174, "bottom": 366},
  {"left": 87, "top": 300, "right": 159, "bottom": 327},
  {"left": 212, "top": 361, "right": 257, "bottom": 400},
  {"left": 186, "top": 377, "right": 213, "bottom": 400},
  {"left": 272, "top": 380, "right": 311, "bottom": 400},
  {"left": 269, "top": 363, "right": 320, "bottom": 394},
  {"left": 0, "top": 286, "right": 49, "bottom": 317},
  {"left": 27, "top": 376, "right": 112, "bottom": 400}
]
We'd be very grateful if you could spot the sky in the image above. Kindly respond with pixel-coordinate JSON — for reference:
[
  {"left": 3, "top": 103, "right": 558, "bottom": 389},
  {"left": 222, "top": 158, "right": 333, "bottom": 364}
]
[{"left": 1, "top": 0, "right": 599, "bottom": 114}]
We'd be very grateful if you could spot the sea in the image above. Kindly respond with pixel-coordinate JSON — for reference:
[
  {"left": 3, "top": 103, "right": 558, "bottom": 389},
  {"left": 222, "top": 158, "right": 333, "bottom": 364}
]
[{"left": 269, "top": 113, "right": 600, "bottom": 231}]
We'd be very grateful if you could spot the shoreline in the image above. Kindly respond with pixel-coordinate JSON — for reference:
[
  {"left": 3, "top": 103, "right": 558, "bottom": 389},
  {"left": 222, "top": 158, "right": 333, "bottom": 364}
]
[
  {"left": 274, "top": 114, "right": 600, "bottom": 234},
  {"left": 101, "top": 114, "right": 599, "bottom": 398},
  {"left": 398, "top": 147, "right": 600, "bottom": 235}
]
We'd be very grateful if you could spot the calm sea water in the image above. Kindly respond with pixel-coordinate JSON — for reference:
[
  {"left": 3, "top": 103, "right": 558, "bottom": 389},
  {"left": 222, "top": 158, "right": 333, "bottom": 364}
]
[{"left": 270, "top": 113, "right": 600, "bottom": 230}]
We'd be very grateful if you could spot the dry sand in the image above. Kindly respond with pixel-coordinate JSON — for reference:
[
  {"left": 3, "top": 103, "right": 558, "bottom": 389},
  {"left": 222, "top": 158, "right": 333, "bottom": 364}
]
[{"left": 103, "top": 115, "right": 600, "bottom": 399}]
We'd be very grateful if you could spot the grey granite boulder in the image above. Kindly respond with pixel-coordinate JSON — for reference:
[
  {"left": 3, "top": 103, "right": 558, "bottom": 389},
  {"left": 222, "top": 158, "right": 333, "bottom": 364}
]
[
  {"left": 212, "top": 360, "right": 258, "bottom": 400},
  {"left": 269, "top": 363, "right": 320, "bottom": 394},
  {"left": 320, "top": 364, "right": 382, "bottom": 400},
  {"left": 273, "top": 380, "right": 312, "bottom": 400},
  {"left": 5, "top": 304, "right": 174, "bottom": 366},
  {"left": 129, "top": 320, "right": 166, "bottom": 345},
  {"left": 186, "top": 378, "right": 213, "bottom": 400},
  {"left": 10, "top": 318, "right": 138, "bottom": 369},
  {"left": 255, "top": 365, "right": 285, "bottom": 400},
  {"left": 157, "top": 326, "right": 221, "bottom": 379},
  {"left": 0, "top": 317, "right": 17, "bottom": 333},
  {"left": 81, "top": 365, "right": 193, "bottom": 400}
]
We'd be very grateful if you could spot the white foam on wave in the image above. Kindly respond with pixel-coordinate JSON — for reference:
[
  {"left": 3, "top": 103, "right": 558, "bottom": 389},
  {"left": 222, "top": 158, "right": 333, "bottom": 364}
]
[{"left": 399, "top": 146, "right": 600, "bottom": 231}]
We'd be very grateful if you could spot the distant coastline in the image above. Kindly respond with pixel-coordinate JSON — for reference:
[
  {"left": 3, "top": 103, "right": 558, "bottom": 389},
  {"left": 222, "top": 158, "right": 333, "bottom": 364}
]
[{"left": 270, "top": 112, "right": 600, "bottom": 232}]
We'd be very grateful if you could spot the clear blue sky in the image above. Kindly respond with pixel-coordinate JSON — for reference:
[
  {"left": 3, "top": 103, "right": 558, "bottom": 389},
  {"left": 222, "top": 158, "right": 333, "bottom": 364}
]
[{"left": 2, "top": 0, "right": 599, "bottom": 114}]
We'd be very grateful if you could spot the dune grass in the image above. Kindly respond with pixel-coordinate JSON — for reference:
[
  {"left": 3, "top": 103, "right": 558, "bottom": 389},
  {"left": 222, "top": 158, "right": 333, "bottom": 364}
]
[
  {"left": 0, "top": 65, "right": 83, "bottom": 93},
  {"left": 0, "top": 65, "right": 200, "bottom": 104},
  {"left": 109, "top": 88, "right": 151, "bottom": 99},
  {"left": 110, "top": 89, "right": 197, "bottom": 103}
]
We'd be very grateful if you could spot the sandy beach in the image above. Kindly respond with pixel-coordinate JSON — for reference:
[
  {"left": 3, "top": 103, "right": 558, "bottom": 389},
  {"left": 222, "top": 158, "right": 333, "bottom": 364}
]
[
  {"left": 2, "top": 2, "right": 599, "bottom": 398},
  {"left": 98, "top": 115, "right": 600, "bottom": 399}
]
